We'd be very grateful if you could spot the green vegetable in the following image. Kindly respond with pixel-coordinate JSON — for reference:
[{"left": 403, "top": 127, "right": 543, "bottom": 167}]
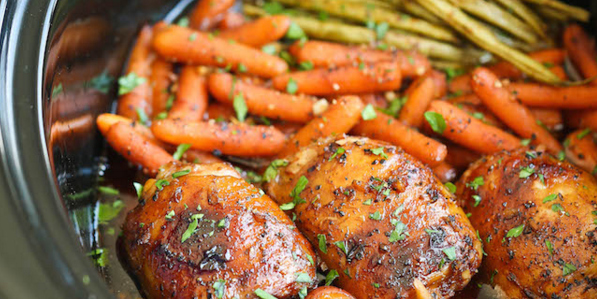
[
  {"left": 562, "top": 262, "right": 577, "bottom": 276},
  {"left": 542, "top": 193, "right": 557, "bottom": 203},
  {"left": 98, "top": 186, "right": 119, "bottom": 195},
  {"left": 87, "top": 72, "right": 114, "bottom": 94},
  {"left": 181, "top": 213, "right": 204, "bottom": 243},
  {"left": 329, "top": 147, "right": 346, "bottom": 161},
  {"left": 506, "top": 224, "right": 524, "bottom": 238},
  {"left": 466, "top": 176, "right": 484, "bottom": 190},
  {"left": 442, "top": 246, "right": 457, "bottom": 260},
  {"left": 263, "top": 159, "right": 289, "bottom": 182},
  {"left": 98, "top": 200, "right": 124, "bottom": 223},
  {"left": 136, "top": 108, "right": 149, "bottom": 126},
  {"left": 369, "top": 211, "right": 382, "bottom": 220},
  {"left": 280, "top": 176, "right": 308, "bottom": 210},
  {"left": 286, "top": 78, "right": 298, "bottom": 94},
  {"left": 318, "top": 234, "right": 328, "bottom": 253},
  {"left": 424, "top": 111, "right": 446, "bottom": 134},
  {"left": 118, "top": 72, "right": 146, "bottom": 95},
  {"left": 173, "top": 143, "right": 192, "bottom": 160},
  {"left": 361, "top": 104, "right": 377, "bottom": 120},
  {"left": 445, "top": 182, "right": 456, "bottom": 193},
  {"left": 87, "top": 248, "right": 108, "bottom": 267},
  {"left": 295, "top": 272, "right": 312, "bottom": 283},
  {"left": 213, "top": 280, "right": 226, "bottom": 299},
  {"left": 325, "top": 269, "right": 339, "bottom": 286},
  {"left": 133, "top": 182, "right": 144, "bottom": 199},
  {"left": 545, "top": 239, "right": 553, "bottom": 255},
  {"left": 286, "top": 22, "right": 307, "bottom": 39},
  {"left": 519, "top": 166, "right": 535, "bottom": 178},
  {"left": 155, "top": 179, "right": 170, "bottom": 190},
  {"left": 255, "top": 289, "right": 277, "bottom": 299},
  {"left": 173, "top": 169, "right": 191, "bottom": 179},
  {"left": 233, "top": 93, "right": 248, "bottom": 122},
  {"left": 370, "top": 147, "right": 389, "bottom": 159}
]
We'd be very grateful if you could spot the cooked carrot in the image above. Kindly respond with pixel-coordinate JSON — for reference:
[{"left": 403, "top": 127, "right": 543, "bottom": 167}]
[
  {"left": 549, "top": 65, "right": 568, "bottom": 80},
  {"left": 168, "top": 66, "right": 208, "bottom": 122},
  {"left": 432, "top": 161, "right": 457, "bottom": 183},
  {"left": 273, "top": 121, "right": 303, "bottom": 136},
  {"left": 352, "top": 113, "right": 447, "bottom": 166},
  {"left": 104, "top": 122, "right": 173, "bottom": 174},
  {"left": 428, "top": 70, "right": 447, "bottom": 98},
  {"left": 427, "top": 101, "right": 520, "bottom": 154},
  {"left": 444, "top": 141, "right": 481, "bottom": 169},
  {"left": 448, "top": 94, "right": 505, "bottom": 129},
  {"left": 279, "top": 96, "right": 364, "bottom": 157},
  {"left": 530, "top": 108, "right": 563, "bottom": 132},
  {"left": 448, "top": 48, "right": 566, "bottom": 93},
  {"left": 208, "top": 73, "right": 316, "bottom": 123},
  {"left": 152, "top": 25, "right": 288, "bottom": 78},
  {"left": 189, "top": 0, "right": 235, "bottom": 30},
  {"left": 272, "top": 61, "right": 402, "bottom": 96},
  {"left": 152, "top": 119, "right": 286, "bottom": 157},
  {"left": 183, "top": 149, "right": 224, "bottom": 164},
  {"left": 471, "top": 67, "right": 562, "bottom": 154},
  {"left": 564, "top": 24, "right": 597, "bottom": 84},
  {"left": 117, "top": 25, "right": 153, "bottom": 119},
  {"left": 218, "top": 11, "right": 246, "bottom": 30},
  {"left": 289, "top": 41, "right": 430, "bottom": 78},
  {"left": 399, "top": 75, "right": 436, "bottom": 128},
  {"left": 305, "top": 286, "right": 356, "bottom": 299},
  {"left": 357, "top": 93, "right": 387, "bottom": 108},
  {"left": 564, "top": 129, "right": 597, "bottom": 175},
  {"left": 206, "top": 103, "right": 235, "bottom": 121},
  {"left": 96, "top": 113, "right": 163, "bottom": 146},
  {"left": 218, "top": 15, "right": 291, "bottom": 48},
  {"left": 507, "top": 83, "right": 597, "bottom": 109},
  {"left": 150, "top": 58, "right": 173, "bottom": 115}
]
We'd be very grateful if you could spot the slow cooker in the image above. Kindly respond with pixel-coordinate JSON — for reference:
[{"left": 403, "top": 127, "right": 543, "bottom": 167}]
[{"left": 0, "top": 0, "right": 594, "bottom": 298}]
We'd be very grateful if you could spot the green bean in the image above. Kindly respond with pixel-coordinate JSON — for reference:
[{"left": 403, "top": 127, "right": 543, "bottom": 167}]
[
  {"left": 447, "top": 0, "right": 537, "bottom": 44},
  {"left": 493, "top": 0, "right": 547, "bottom": 38},
  {"left": 399, "top": 0, "right": 443, "bottom": 24},
  {"left": 415, "top": 0, "right": 561, "bottom": 84},
  {"left": 521, "top": 0, "right": 589, "bottom": 22},
  {"left": 535, "top": 5, "right": 570, "bottom": 22},
  {"left": 430, "top": 60, "right": 467, "bottom": 71},
  {"left": 384, "top": 31, "right": 474, "bottom": 62},
  {"left": 271, "top": 0, "right": 459, "bottom": 43}
]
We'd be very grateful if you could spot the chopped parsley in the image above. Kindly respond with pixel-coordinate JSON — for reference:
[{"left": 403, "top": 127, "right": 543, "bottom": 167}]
[
  {"left": 472, "top": 195, "right": 482, "bottom": 207},
  {"left": 87, "top": 248, "right": 108, "bottom": 267},
  {"left": 542, "top": 193, "right": 558, "bottom": 203},
  {"left": 173, "top": 143, "right": 192, "bottom": 160},
  {"left": 262, "top": 44, "right": 277, "bottom": 55},
  {"left": 551, "top": 203, "right": 569, "bottom": 216},
  {"left": 118, "top": 72, "right": 146, "bottom": 95},
  {"left": 98, "top": 186, "right": 119, "bottom": 195},
  {"left": 369, "top": 211, "right": 382, "bottom": 220},
  {"left": 306, "top": 253, "right": 314, "bottom": 266},
  {"left": 213, "top": 280, "right": 226, "bottom": 299},
  {"left": 445, "top": 182, "right": 456, "bottom": 193},
  {"left": 424, "top": 111, "right": 446, "bottom": 134},
  {"left": 363, "top": 199, "right": 373, "bottom": 205},
  {"left": 562, "top": 263, "right": 576, "bottom": 276},
  {"left": 263, "top": 159, "right": 289, "bottom": 182},
  {"left": 577, "top": 128, "right": 591, "bottom": 139},
  {"left": 370, "top": 147, "right": 388, "bottom": 159},
  {"left": 181, "top": 214, "right": 203, "bottom": 243},
  {"left": 299, "top": 61, "right": 313, "bottom": 71},
  {"left": 280, "top": 176, "right": 308, "bottom": 210},
  {"left": 172, "top": 169, "right": 191, "bottom": 179},
  {"left": 255, "top": 289, "right": 277, "bottom": 299},
  {"left": 317, "top": 234, "right": 327, "bottom": 254},
  {"left": 329, "top": 147, "right": 346, "bottom": 161},
  {"left": 286, "top": 22, "right": 306, "bottom": 40},
  {"left": 98, "top": 200, "right": 124, "bottom": 224},
  {"left": 133, "top": 182, "right": 143, "bottom": 199},
  {"left": 165, "top": 210, "right": 175, "bottom": 220},
  {"left": 466, "top": 176, "right": 484, "bottom": 190},
  {"left": 295, "top": 272, "right": 311, "bottom": 283},
  {"left": 519, "top": 166, "right": 535, "bottom": 178},
  {"left": 286, "top": 78, "right": 298, "bottom": 94},
  {"left": 545, "top": 239, "right": 554, "bottom": 255},
  {"left": 442, "top": 246, "right": 457, "bottom": 260},
  {"left": 136, "top": 108, "right": 149, "bottom": 126},
  {"left": 155, "top": 179, "right": 170, "bottom": 190},
  {"left": 325, "top": 269, "right": 339, "bottom": 286},
  {"left": 87, "top": 72, "right": 114, "bottom": 94},
  {"left": 506, "top": 224, "right": 524, "bottom": 238},
  {"left": 334, "top": 241, "right": 348, "bottom": 255},
  {"left": 361, "top": 104, "right": 377, "bottom": 120}
]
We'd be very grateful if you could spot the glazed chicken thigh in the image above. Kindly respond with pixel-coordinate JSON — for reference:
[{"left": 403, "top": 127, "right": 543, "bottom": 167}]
[
  {"left": 456, "top": 148, "right": 597, "bottom": 298},
  {"left": 266, "top": 136, "right": 483, "bottom": 299},
  {"left": 119, "top": 162, "right": 317, "bottom": 299}
]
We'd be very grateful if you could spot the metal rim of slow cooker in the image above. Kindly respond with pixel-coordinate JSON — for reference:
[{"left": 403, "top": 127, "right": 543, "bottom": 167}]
[{"left": 0, "top": 0, "right": 113, "bottom": 298}]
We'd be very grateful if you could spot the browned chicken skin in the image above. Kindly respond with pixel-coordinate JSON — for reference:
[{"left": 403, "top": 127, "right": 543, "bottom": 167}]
[
  {"left": 266, "top": 136, "right": 483, "bottom": 299},
  {"left": 456, "top": 148, "right": 597, "bottom": 298},
  {"left": 120, "top": 162, "right": 317, "bottom": 299}
]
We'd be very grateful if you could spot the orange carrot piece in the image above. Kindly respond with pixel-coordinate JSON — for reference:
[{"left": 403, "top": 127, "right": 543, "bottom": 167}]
[
  {"left": 117, "top": 25, "right": 153, "bottom": 119},
  {"left": 272, "top": 61, "right": 402, "bottom": 96},
  {"left": 399, "top": 75, "right": 436, "bottom": 128},
  {"left": 564, "top": 24, "right": 597, "bottom": 84},
  {"left": 289, "top": 41, "right": 429, "bottom": 78},
  {"left": 168, "top": 66, "right": 208, "bottom": 122},
  {"left": 209, "top": 73, "right": 316, "bottom": 123},
  {"left": 471, "top": 68, "right": 562, "bottom": 154},
  {"left": 206, "top": 103, "right": 235, "bottom": 121},
  {"left": 305, "top": 286, "right": 356, "bottom": 299},
  {"left": 96, "top": 113, "right": 163, "bottom": 146},
  {"left": 279, "top": 96, "right": 364, "bottom": 157},
  {"left": 447, "top": 94, "right": 505, "bottom": 129},
  {"left": 507, "top": 83, "right": 597, "bottom": 109},
  {"left": 549, "top": 65, "right": 568, "bottom": 80},
  {"left": 448, "top": 48, "right": 566, "bottom": 93},
  {"left": 104, "top": 122, "right": 173, "bottom": 174},
  {"left": 564, "top": 129, "right": 597, "bottom": 175},
  {"left": 152, "top": 119, "right": 286, "bottom": 157},
  {"left": 428, "top": 70, "right": 447, "bottom": 98},
  {"left": 218, "top": 11, "right": 246, "bottom": 30},
  {"left": 530, "top": 108, "right": 563, "bottom": 132},
  {"left": 150, "top": 58, "right": 174, "bottom": 115},
  {"left": 218, "top": 15, "right": 291, "bottom": 48},
  {"left": 432, "top": 161, "right": 457, "bottom": 183},
  {"left": 357, "top": 93, "right": 387, "bottom": 108},
  {"left": 152, "top": 25, "right": 288, "bottom": 78},
  {"left": 352, "top": 113, "right": 447, "bottom": 166},
  {"left": 427, "top": 101, "right": 520, "bottom": 154},
  {"left": 444, "top": 141, "right": 481, "bottom": 169},
  {"left": 565, "top": 109, "right": 597, "bottom": 131},
  {"left": 188, "top": 0, "right": 235, "bottom": 31}
]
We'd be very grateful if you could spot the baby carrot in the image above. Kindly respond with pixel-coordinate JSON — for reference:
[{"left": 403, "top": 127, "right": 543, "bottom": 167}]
[
  {"left": 448, "top": 94, "right": 505, "bottom": 129},
  {"left": 206, "top": 103, "right": 235, "bottom": 121},
  {"left": 152, "top": 24, "right": 288, "bottom": 78},
  {"left": 218, "top": 11, "right": 246, "bottom": 30},
  {"left": 432, "top": 161, "right": 457, "bottom": 183},
  {"left": 168, "top": 66, "right": 208, "bottom": 122},
  {"left": 208, "top": 73, "right": 316, "bottom": 123},
  {"left": 183, "top": 149, "right": 224, "bottom": 164},
  {"left": 289, "top": 41, "right": 429, "bottom": 78},
  {"left": 564, "top": 129, "right": 597, "bottom": 175},
  {"left": 279, "top": 96, "right": 364, "bottom": 157},
  {"left": 218, "top": 15, "right": 291, "bottom": 48},
  {"left": 352, "top": 113, "right": 447, "bottom": 166},
  {"left": 471, "top": 67, "right": 562, "bottom": 154},
  {"left": 565, "top": 110, "right": 597, "bottom": 132},
  {"left": 104, "top": 122, "right": 173, "bottom": 174},
  {"left": 152, "top": 119, "right": 286, "bottom": 157},
  {"left": 399, "top": 75, "right": 436, "bottom": 128},
  {"left": 96, "top": 113, "right": 163, "bottom": 146},
  {"left": 507, "top": 83, "right": 597, "bottom": 109},
  {"left": 117, "top": 25, "right": 153, "bottom": 119},
  {"left": 444, "top": 141, "right": 481, "bottom": 169},
  {"left": 530, "top": 108, "right": 563, "bottom": 132},
  {"left": 427, "top": 101, "right": 520, "bottom": 154},
  {"left": 305, "top": 286, "right": 356, "bottom": 299},
  {"left": 188, "top": 0, "right": 235, "bottom": 30},
  {"left": 150, "top": 58, "right": 173, "bottom": 115},
  {"left": 272, "top": 61, "right": 402, "bottom": 96},
  {"left": 563, "top": 24, "right": 597, "bottom": 84},
  {"left": 428, "top": 70, "right": 447, "bottom": 98}
]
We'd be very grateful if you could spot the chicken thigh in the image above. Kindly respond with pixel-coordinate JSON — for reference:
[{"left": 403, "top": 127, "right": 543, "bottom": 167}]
[
  {"left": 119, "top": 162, "right": 317, "bottom": 299},
  {"left": 266, "top": 135, "right": 483, "bottom": 299},
  {"left": 456, "top": 148, "right": 597, "bottom": 298}
]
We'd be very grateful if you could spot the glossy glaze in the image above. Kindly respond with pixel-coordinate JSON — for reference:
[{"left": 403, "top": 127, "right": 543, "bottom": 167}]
[
  {"left": 120, "top": 162, "right": 317, "bottom": 299},
  {"left": 456, "top": 148, "right": 597, "bottom": 298},
  {"left": 266, "top": 136, "right": 482, "bottom": 299}
]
